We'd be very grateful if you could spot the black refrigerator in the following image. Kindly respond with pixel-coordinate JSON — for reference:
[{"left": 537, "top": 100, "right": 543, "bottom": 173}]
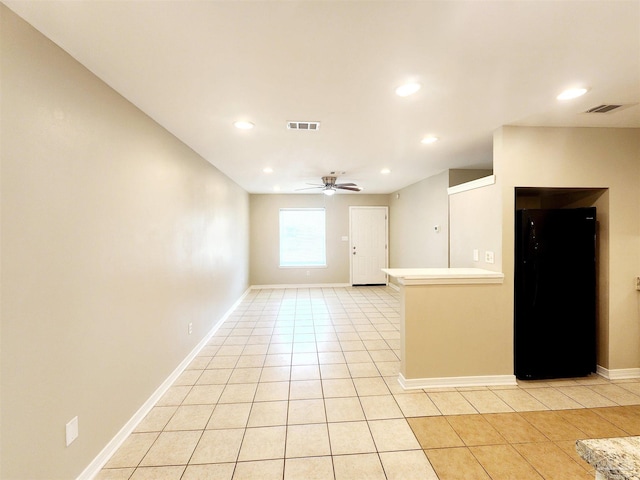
[{"left": 514, "top": 207, "right": 596, "bottom": 380}]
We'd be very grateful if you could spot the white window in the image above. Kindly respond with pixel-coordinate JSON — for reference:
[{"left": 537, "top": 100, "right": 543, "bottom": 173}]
[{"left": 279, "top": 208, "right": 326, "bottom": 267}]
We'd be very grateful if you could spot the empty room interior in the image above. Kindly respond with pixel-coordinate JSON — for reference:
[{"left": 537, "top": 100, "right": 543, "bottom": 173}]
[{"left": 1, "top": 1, "right": 640, "bottom": 479}]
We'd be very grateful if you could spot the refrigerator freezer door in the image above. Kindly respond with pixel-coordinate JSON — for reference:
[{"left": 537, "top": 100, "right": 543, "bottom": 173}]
[{"left": 515, "top": 208, "right": 596, "bottom": 380}]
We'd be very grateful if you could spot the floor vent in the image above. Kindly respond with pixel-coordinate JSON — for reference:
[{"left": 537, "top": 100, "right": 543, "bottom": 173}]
[
  {"left": 287, "top": 121, "right": 320, "bottom": 131},
  {"left": 585, "top": 104, "right": 623, "bottom": 114}
]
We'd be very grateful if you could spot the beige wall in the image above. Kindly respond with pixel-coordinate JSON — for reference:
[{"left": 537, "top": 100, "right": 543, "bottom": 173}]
[
  {"left": 449, "top": 181, "right": 502, "bottom": 270},
  {"left": 1, "top": 7, "right": 250, "bottom": 479},
  {"left": 250, "top": 193, "right": 389, "bottom": 285},
  {"left": 401, "top": 282, "right": 512, "bottom": 379},
  {"left": 389, "top": 170, "right": 450, "bottom": 268},
  {"left": 495, "top": 126, "right": 640, "bottom": 371}
]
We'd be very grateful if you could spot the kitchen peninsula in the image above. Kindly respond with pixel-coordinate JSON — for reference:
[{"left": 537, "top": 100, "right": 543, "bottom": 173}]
[{"left": 382, "top": 268, "right": 516, "bottom": 389}]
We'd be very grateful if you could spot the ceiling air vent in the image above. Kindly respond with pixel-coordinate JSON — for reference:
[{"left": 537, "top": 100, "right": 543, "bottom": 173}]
[
  {"left": 287, "top": 121, "right": 320, "bottom": 131},
  {"left": 585, "top": 104, "right": 623, "bottom": 114}
]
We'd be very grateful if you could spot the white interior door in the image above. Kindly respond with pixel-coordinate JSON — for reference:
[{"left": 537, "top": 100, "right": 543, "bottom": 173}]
[{"left": 350, "top": 206, "right": 388, "bottom": 285}]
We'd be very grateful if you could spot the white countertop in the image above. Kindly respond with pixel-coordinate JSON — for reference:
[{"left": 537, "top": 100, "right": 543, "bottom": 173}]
[{"left": 382, "top": 268, "right": 504, "bottom": 285}]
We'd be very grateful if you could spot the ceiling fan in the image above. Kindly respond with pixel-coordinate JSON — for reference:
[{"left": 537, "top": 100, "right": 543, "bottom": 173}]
[{"left": 297, "top": 176, "right": 363, "bottom": 196}]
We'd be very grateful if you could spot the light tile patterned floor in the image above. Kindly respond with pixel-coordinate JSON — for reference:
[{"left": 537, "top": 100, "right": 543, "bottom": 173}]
[{"left": 97, "top": 286, "right": 640, "bottom": 479}]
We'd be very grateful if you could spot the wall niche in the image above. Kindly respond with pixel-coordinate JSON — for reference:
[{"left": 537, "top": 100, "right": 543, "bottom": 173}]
[
  {"left": 514, "top": 186, "right": 610, "bottom": 372},
  {"left": 515, "top": 187, "right": 607, "bottom": 210}
]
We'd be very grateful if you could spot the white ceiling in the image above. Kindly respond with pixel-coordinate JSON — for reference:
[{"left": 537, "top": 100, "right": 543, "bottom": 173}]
[{"left": 4, "top": 1, "right": 639, "bottom": 194}]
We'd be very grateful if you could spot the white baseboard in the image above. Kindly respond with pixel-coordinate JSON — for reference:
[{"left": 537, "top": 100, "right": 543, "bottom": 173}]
[
  {"left": 77, "top": 287, "right": 251, "bottom": 480},
  {"left": 596, "top": 365, "right": 640, "bottom": 380},
  {"left": 251, "top": 283, "right": 351, "bottom": 289},
  {"left": 398, "top": 373, "right": 517, "bottom": 390},
  {"left": 387, "top": 282, "right": 400, "bottom": 292}
]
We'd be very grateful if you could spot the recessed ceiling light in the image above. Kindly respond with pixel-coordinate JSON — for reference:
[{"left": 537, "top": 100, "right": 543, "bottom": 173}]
[
  {"left": 233, "top": 120, "right": 254, "bottom": 129},
  {"left": 263, "top": 167, "right": 273, "bottom": 174},
  {"left": 381, "top": 168, "right": 391, "bottom": 174},
  {"left": 421, "top": 136, "right": 439, "bottom": 144},
  {"left": 395, "top": 82, "right": 421, "bottom": 97},
  {"left": 557, "top": 87, "right": 589, "bottom": 100}
]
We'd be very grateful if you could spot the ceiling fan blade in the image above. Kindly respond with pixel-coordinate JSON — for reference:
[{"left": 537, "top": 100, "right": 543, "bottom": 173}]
[{"left": 297, "top": 177, "right": 361, "bottom": 193}]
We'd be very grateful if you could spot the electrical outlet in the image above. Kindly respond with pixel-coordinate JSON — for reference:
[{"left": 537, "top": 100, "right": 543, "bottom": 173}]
[
  {"left": 66, "top": 416, "right": 78, "bottom": 446},
  {"left": 188, "top": 322, "right": 193, "bottom": 335},
  {"left": 485, "top": 251, "right": 495, "bottom": 264}
]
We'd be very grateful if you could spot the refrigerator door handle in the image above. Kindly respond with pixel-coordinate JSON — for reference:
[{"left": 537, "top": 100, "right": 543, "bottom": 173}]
[
  {"left": 528, "top": 219, "right": 540, "bottom": 309},
  {"left": 531, "top": 244, "right": 540, "bottom": 308}
]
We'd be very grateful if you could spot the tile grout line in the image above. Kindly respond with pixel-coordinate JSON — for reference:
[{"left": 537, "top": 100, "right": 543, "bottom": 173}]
[{"left": 101, "top": 286, "right": 640, "bottom": 480}]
